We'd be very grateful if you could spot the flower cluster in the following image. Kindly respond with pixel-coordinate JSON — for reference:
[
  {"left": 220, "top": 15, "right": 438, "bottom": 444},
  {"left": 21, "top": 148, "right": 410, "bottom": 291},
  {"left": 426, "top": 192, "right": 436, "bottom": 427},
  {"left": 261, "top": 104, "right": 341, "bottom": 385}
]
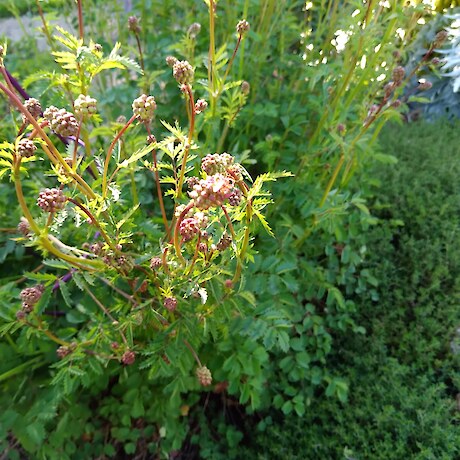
[
  {"left": 172, "top": 60, "right": 194, "bottom": 84},
  {"left": 37, "top": 188, "right": 66, "bottom": 213},
  {"left": 43, "top": 106, "right": 79, "bottom": 138},
  {"left": 128, "top": 16, "right": 141, "bottom": 34},
  {"left": 74, "top": 94, "right": 97, "bottom": 118},
  {"left": 17, "top": 217, "right": 30, "bottom": 236},
  {"left": 216, "top": 234, "right": 232, "bottom": 251},
  {"left": 201, "top": 153, "right": 236, "bottom": 176},
  {"left": 23, "top": 97, "right": 42, "bottom": 122},
  {"left": 188, "top": 174, "right": 236, "bottom": 210},
  {"left": 196, "top": 366, "right": 212, "bottom": 386},
  {"left": 17, "top": 138, "right": 37, "bottom": 158},
  {"left": 19, "top": 284, "right": 44, "bottom": 314},
  {"left": 132, "top": 94, "right": 157, "bottom": 122},
  {"left": 164, "top": 297, "right": 178, "bottom": 312},
  {"left": 236, "top": 19, "right": 250, "bottom": 35},
  {"left": 194, "top": 99, "right": 208, "bottom": 114}
]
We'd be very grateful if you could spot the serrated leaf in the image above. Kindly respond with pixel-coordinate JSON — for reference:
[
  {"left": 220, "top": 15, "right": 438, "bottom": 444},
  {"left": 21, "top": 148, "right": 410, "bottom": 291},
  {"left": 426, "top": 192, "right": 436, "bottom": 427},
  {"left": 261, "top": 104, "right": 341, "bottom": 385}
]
[{"left": 59, "top": 281, "right": 73, "bottom": 308}]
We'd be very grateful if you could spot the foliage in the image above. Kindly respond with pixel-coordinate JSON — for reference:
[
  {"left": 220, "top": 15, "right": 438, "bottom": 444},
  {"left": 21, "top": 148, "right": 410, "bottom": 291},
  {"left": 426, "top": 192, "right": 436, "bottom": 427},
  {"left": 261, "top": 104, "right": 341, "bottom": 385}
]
[
  {"left": 0, "top": 0, "right": 443, "bottom": 457},
  {"left": 224, "top": 119, "right": 460, "bottom": 459}
]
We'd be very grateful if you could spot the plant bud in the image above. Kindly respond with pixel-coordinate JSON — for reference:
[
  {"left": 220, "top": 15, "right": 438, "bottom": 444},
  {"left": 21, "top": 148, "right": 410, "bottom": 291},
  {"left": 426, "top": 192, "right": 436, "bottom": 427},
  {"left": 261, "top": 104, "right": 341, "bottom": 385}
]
[
  {"left": 196, "top": 366, "right": 212, "bottom": 386},
  {"left": 236, "top": 19, "right": 250, "bottom": 35},
  {"left": 187, "top": 22, "right": 201, "bottom": 38},
  {"left": 17, "top": 138, "right": 37, "bottom": 158},
  {"left": 418, "top": 80, "right": 432, "bottom": 91},
  {"left": 43, "top": 106, "right": 79, "bottom": 138},
  {"left": 241, "top": 81, "right": 250, "bottom": 95},
  {"left": 132, "top": 94, "right": 157, "bottom": 122},
  {"left": 164, "top": 297, "right": 178, "bottom": 312},
  {"left": 122, "top": 350, "right": 136, "bottom": 365},
  {"left": 173, "top": 60, "right": 194, "bottom": 84},
  {"left": 20, "top": 285, "right": 45, "bottom": 306},
  {"left": 37, "top": 188, "right": 66, "bottom": 213},
  {"left": 433, "top": 30, "right": 448, "bottom": 47},
  {"left": 23, "top": 98, "right": 42, "bottom": 123},
  {"left": 194, "top": 99, "right": 208, "bottom": 114},
  {"left": 150, "top": 257, "right": 162, "bottom": 270},
  {"left": 392, "top": 66, "right": 405, "bottom": 84},
  {"left": 166, "top": 55, "right": 178, "bottom": 68},
  {"left": 74, "top": 94, "right": 97, "bottom": 118},
  {"left": 17, "top": 217, "right": 30, "bottom": 236},
  {"left": 391, "top": 99, "right": 402, "bottom": 108},
  {"left": 128, "top": 16, "right": 141, "bottom": 34}
]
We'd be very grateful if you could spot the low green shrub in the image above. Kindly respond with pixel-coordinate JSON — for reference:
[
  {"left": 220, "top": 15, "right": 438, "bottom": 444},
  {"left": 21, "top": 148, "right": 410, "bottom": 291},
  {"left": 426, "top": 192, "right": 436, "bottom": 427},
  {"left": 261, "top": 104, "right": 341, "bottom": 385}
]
[{"left": 229, "top": 119, "right": 460, "bottom": 459}]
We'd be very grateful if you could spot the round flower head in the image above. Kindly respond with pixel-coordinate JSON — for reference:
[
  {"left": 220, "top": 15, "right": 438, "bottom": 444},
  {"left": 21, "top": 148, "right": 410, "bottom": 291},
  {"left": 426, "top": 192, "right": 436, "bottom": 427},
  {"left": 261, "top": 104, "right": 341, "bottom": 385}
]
[
  {"left": 128, "top": 16, "right": 141, "bottom": 34},
  {"left": 173, "top": 60, "right": 194, "bottom": 84},
  {"left": 43, "top": 106, "right": 79, "bottom": 138},
  {"left": 201, "top": 153, "right": 235, "bottom": 176},
  {"left": 196, "top": 366, "right": 212, "bottom": 386},
  {"left": 37, "top": 188, "right": 66, "bottom": 213},
  {"left": 434, "top": 30, "right": 448, "bottom": 47},
  {"left": 132, "top": 94, "right": 157, "bottom": 122},
  {"left": 20, "top": 285, "right": 44, "bottom": 306},
  {"left": 216, "top": 234, "right": 232, "bottom": 251},
  {"left": 74, "top": 94, "right": 97, "bottom": 118},
  {"left": 122, "top": 350, "right": 136, "bottom": 365},
  {"left": 179, "top": 217, "right": 200, "bottom": 242},
  {"left": 392, "top": 66, "right": 405, "bottom": 84},
  {"left": 188, "top": 174, "right": 235, "bottom": 210},
  {"left": 236, "top": 19, "right": 250, "bottom": 35},
  {"left": 17, "top": 138, "right": 37, "bottom": 158},
  {"left": 150, "top": 257, "right": 162, "bottom": 270},
  {"left": 23, "top": 98, "right": 42, "bottom": 123},
  {"left": 227, "top": 188, "right": 242, "bottom": 206},
  {"left": 17, "top": 217, "right": 30, "bottom": 236},
  {"left": 57, "top": 346, "right": 71, "bottom": 359},
  {"left": 188, "top": 22, "right": 201, "bottom": 38},
  {"left": 194, "top": 99, "right": 208, "bottom": 114},
  {"left": 241, "top": 81, "right": 250, "bottom": 95},
  {"left": 166, "top": 55, "right": 178, "bottom": 68},
  {"left": 164, "top": 297, "right": 178, "bottom": 312}
]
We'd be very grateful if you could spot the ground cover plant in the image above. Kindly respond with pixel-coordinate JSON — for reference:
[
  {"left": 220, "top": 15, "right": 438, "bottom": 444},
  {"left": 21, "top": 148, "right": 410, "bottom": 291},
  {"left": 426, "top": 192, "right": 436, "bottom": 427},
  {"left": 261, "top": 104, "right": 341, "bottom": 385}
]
[
  {"left": 0, "top": 0, "right": 449, "bottom": 458},
  {"left": 226, "top": 119, "right": 460, "bottom": 459}
]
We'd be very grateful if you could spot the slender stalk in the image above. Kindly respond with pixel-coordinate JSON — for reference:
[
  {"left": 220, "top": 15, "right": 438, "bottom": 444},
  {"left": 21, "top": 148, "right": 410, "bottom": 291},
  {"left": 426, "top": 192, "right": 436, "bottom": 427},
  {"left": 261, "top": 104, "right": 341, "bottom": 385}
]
[
  {"left": 77, "top": 0, "right": 84, "bottom": 41},
  {"left": 73, "top": 121, "right": 82, "bottom": 166},
  {"left": 135, "top": 34, "right": 145, "bottom": 74},
  {"left": 175, "top": 85, "right": 195, "bottom": 200},
  {"left": 221, "top": 35, "right": 242, "bottom": 87},
  {"left": 83, "top": 285, "right": 128, "bottom": 346},
  {"left": 173, "top": 202, "right": 194, "bottom": 264},
  {"left": 35, "top": 316, "right": 71, "bottom": 347},
  {"left": 221, "top": 206, "right": 236, "bottom": 239},
  {"left": 183, "top": 339, "right": 202, "bottom": 367},
  {"left": 145, "top": 125, "right": 170, "bottom": 238},
  {"left": 102, "top": 114, "right": 136, "bottom": 198},
  {"left": 319, "top": 153, "right": 345, "bottom": 207},
  {"left": 232, "top": 180, "right": 252, "bottom": 284},
  {"left": 208, "top": 0, "right": 217, "bottom": 115},
  {"left": 35, "top": 0, "right": 54, "bottom": 49},
  {"left": 185, "top": 235, "right": 202, "bottom": 276},
  {"left": 67, "top": 198, "right": 116, "bottom": 251}
]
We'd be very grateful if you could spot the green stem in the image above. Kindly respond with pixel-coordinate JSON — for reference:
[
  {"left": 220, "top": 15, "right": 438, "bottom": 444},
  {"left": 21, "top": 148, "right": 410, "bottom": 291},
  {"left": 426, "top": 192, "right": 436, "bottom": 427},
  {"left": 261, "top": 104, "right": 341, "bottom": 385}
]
[
  {"left": 0, "top": 357, "right": 44, "bottom": 383},
  {"left": 319, "top": 154, "right": 345, "bottom": 207},
  {"left": 175, "top": 85, "right": 195, "bottom": 199},
  {"left": 102, "top": 114, "right": 136, "bottom": 198}
]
